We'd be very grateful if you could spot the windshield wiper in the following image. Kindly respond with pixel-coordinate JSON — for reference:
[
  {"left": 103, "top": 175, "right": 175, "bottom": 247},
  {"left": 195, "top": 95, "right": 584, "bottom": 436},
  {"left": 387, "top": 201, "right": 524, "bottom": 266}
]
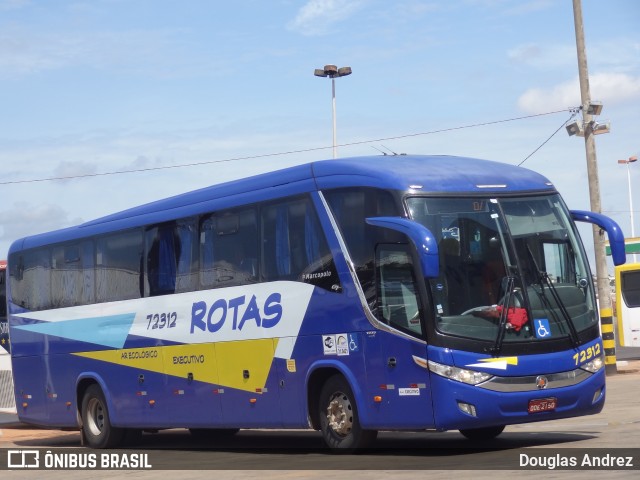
[
  {"left": 526, "top": 246, "right": 580, "bottom": 347},
  {"left": 485, "top": 275, "right": 515, "bottom": 355},
  {"left": 539, "top": 272, "right": 581, "bottom": 347}
]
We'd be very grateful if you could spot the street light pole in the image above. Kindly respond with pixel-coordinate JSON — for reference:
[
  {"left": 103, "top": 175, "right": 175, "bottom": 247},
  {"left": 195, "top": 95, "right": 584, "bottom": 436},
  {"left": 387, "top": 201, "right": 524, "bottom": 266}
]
[
  {"left": 331, "top": 76, "right": 337, "bottom": 158},
  {"left": 618, "top": 156, "right": 638, "bottom": 262},
  {"left": 572, "top": 0, "right": 616, "bottom": 375},
  {"left": 314, "top": 65, "right": 352, "bottom": 159}
]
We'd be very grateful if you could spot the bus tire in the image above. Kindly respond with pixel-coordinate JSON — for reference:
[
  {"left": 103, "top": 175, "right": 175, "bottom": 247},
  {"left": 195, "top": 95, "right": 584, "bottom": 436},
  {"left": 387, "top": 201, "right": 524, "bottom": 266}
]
[
  {"left": 318, "top": 374, "right": 377, "bottom": 453},
  {"left": 459, "top": 425, "right": 505, "bottom": 440},
  {"left": 81, "top": 384, "right": 124, "bottom": 449}
]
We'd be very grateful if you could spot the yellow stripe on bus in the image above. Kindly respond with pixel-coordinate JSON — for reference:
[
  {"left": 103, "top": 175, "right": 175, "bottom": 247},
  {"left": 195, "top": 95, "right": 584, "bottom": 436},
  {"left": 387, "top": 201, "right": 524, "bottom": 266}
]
[{"left": 73, "top": 338, "right": 278, "bottom": 393}]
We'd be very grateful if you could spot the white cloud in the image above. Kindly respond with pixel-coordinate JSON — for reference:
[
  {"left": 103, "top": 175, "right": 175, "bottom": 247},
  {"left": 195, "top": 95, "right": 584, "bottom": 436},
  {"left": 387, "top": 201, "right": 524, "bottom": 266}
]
[
  {"left": 508, "top": 43, "right": 541, "bottom": 63},
  {"left": 0, "top": 26, "right": 213, "bottom": 79},
  {"left": 517, "top": 73, "right": 640, "bottom": 113},
  {"left": 517, "top": 79, "right": 578, "bottom": 113},
  {"left": 287, "top": 0, "right": 366, "bottom": 36},
  {"left": 590, "top": 73, "right": 640, "bottom": 103},
  {"left": 508, "top": 36, "right": 639, "bottom": 73},
  {"left": 507, "top": 43, "right": 575, "bottom": 68},
  {"left": 0, "top": 201, "right": 81, "bottom": 244},
  {"left": 589, "top": 39, "right": 640, "bottom": 75},
  {"left": 52, "top": 161, "right": 99, "bottom": 180}
]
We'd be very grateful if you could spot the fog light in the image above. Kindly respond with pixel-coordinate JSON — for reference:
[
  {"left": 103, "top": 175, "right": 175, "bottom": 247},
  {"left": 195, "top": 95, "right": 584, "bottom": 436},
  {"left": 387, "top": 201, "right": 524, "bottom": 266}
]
[
  {"left": 592, "top": 387, "right": 604, "bottom": 404},
  {"left": 457, "top": 401, "right": 477, "bottom": 417}
]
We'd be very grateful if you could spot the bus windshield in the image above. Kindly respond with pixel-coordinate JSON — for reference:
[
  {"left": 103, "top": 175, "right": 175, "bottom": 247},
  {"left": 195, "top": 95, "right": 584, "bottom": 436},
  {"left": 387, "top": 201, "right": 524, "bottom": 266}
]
[{"left": 407, "top": 194, "right": 596, "bottom": 345}]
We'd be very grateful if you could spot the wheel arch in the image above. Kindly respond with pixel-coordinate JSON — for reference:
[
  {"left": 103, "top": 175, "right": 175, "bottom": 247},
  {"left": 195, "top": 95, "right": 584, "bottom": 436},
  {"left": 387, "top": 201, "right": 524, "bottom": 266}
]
[
  {"left": 305, "top": 360, "right": 367, "bottom": 430},
  {"left": 75, "top": 373, "right": 120, "bottom": 426}
]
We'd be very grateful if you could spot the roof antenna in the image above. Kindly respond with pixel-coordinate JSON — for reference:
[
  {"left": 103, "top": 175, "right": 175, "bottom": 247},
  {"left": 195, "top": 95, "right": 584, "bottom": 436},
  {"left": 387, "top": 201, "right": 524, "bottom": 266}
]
[
  {"left": 371, "top": 145, "right": 388, "bottom": 155},
  {"left": 381, "top": 144, "right": 399, "bottom": 155}
]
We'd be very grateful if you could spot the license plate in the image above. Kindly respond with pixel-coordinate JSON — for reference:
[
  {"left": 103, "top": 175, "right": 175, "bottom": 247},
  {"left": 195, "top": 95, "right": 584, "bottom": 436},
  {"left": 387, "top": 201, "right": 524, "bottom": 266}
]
[{"left": 528, "top": 397, "right": 557, "bottom": 413}]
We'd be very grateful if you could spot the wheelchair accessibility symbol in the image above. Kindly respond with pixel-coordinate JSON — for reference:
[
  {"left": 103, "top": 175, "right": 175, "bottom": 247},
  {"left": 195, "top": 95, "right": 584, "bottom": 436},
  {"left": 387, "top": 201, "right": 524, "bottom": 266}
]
[
  {"left": 349, "top": 334, "right": 359, "bottom": 352},
  {"left": 535, "top": 318, "right": 551, "bottom": 339}
]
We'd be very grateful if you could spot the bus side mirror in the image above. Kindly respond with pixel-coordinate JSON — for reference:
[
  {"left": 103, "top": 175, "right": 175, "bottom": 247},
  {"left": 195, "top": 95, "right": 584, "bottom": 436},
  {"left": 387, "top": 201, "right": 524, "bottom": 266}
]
[
  {"left": 571, "top": 210, "right": 626, "bottom": 266},
  {"left": 365, "top": 217, "right": 439, "bottom": 277}
]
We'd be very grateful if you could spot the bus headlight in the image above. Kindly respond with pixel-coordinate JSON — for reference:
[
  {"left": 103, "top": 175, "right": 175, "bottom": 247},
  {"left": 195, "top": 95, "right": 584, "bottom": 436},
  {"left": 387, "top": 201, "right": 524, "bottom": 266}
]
[
  {"left": 580, "top": 354, "right": 605, "bottom": 373},
  {"left": 428, "top": 360, "right": 494, "bottom": 385}
]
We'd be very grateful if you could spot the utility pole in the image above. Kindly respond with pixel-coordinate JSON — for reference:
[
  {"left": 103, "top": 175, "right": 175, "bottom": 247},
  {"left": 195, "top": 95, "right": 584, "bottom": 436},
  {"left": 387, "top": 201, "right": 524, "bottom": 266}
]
[{"left": 572, "top": 0, "right": 617, "bottom": 374}]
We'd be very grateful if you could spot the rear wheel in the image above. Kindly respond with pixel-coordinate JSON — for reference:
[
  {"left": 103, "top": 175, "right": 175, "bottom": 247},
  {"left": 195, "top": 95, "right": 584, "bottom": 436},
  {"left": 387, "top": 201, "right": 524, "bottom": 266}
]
[
  {"left": 81, "top": 384, "right": 124, "bottom": 448},
  {"left": 318, "top": 374, "right": 377, "bottom": 452},
  {"left": 459, "top": 425, "right": 505, "bottom": 440}
]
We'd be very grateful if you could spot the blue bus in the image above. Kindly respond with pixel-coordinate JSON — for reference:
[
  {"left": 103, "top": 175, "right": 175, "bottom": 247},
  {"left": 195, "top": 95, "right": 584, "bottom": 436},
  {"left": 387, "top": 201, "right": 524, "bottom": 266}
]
[
  {"left": 1, "top": 260, "right": 16, "bottom": 412},
  {"left": 6, "top": 155, "right": 625, "bottom": 451}
]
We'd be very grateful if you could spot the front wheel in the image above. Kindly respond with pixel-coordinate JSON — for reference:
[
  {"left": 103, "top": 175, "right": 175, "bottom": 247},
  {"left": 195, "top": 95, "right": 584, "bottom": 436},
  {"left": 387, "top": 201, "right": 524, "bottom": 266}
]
[
  {"left": 81, "top": 384, "right": 124, "bottom": 448},
  {"left": 459, "top": 425, "right": 505, "bottom": 440},
  {"left": 318, "top": 374, "right": 377, "bottom": 453}
]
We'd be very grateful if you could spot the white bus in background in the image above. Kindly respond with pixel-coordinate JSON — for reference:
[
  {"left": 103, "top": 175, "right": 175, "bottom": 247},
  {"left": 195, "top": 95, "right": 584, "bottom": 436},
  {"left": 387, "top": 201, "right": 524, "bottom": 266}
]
[
  {"left": 0, "top": 260, "right": 16, "bottom": 413},
  {"left": 615, "top": 263, "right": 640, "bottom": 347}
]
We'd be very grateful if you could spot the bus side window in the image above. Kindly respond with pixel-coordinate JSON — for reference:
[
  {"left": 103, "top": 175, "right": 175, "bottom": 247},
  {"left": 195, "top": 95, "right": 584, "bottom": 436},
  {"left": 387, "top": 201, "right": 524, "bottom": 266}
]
[
  {"left": 18, "top": 249, "right": 51, "bottom": 311},
  {"left": 200, "top": 217, "right": 216, "bottom": 288},
  {"left": 96, "top": 230, "right": 143, "bottom": 303},
  {"left": 261, "top": 196, "right": 341, "bottom": 292},
  {"left": 81, "top": 241, "right": 95, "bottom": 305},
  {"left": 8, "top": 255, "right": 24, "bottom": 308},
  {"left": 52, "top": 244, "right": 84, "bottom": 307},
  {"left": 325, "top": 188, "right": 400, "bottom": 301},
  {"left": 146, "top": 219, "right": 198, "bottom": 297},
  {"left": 175, "top": 220, "right": 198, "bottom": 293},
  {"left": 145, "top": 223, "right": 179, "bottom": 297},
  {"left": 375, "top": 244, "right": 424, "bottom": 337},
  {"left": 200, "top": 207, "right": 258, "bottom": 289}
]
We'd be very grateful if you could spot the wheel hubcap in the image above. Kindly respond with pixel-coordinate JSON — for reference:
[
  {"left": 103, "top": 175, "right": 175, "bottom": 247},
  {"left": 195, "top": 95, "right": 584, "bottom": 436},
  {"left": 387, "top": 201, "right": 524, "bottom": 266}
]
[
  {"left": 86, "top": 397, "right": 105, "bottom": 437},
  {"left": 326, "top": 391, "right": 353, "bottom": 437}
]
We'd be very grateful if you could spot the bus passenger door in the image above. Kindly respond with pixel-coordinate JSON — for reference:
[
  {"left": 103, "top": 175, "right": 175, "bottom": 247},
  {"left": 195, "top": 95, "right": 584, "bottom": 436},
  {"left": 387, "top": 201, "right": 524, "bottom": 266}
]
[{"left": 373, "top": 244, "right": 435, "bottom": 429}]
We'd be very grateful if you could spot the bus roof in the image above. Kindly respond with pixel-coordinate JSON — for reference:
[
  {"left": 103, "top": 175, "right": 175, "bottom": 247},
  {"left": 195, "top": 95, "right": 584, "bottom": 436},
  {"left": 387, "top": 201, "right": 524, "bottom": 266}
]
[{"left": 9, "top": 155, "right": 555, "bottom": 253}]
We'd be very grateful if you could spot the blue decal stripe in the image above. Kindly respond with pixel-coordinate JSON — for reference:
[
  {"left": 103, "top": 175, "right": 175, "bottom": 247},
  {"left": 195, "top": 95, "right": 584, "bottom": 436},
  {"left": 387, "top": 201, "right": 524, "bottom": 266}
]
[{"left": 13, "top": 313, "right": 136, "bottom": 349}]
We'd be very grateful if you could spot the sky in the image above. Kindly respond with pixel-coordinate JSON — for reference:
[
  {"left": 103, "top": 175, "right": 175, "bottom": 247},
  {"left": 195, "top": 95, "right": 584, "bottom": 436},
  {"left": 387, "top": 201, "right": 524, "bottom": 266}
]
[{"left": 0, "top": 0, "right": 639, "bottom": 274}]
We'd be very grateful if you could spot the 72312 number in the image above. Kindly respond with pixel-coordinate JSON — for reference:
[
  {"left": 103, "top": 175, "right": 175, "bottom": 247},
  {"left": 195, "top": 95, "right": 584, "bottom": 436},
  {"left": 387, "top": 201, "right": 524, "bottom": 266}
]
[{"left": 147, "top": 312, "right": 177, "bottom": 330}]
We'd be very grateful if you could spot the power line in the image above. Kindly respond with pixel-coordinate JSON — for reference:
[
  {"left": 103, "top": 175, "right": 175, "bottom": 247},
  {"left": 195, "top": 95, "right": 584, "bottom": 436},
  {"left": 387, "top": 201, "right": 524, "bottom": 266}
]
[
  {"left": 518, "top": 110, "right": 578, "bottom": 167},
  {"left": 0, "top": 109, "right": 571, "bottom": 186}
]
